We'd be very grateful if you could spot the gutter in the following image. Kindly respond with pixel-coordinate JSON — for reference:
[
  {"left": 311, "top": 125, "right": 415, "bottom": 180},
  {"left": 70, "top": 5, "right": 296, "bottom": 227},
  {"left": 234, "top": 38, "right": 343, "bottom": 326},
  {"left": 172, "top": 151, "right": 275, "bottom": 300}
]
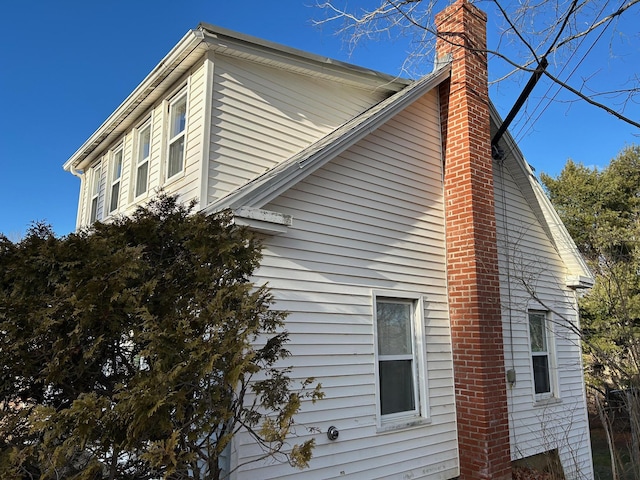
[{"left": 63, "top": 29, "right": 207, "bottom": 173}]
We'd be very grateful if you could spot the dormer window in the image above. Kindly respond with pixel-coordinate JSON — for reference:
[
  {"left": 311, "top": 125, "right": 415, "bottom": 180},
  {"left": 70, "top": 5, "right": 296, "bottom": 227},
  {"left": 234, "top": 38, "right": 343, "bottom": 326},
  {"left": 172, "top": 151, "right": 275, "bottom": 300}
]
[
  {"left": 167, "top": 93, "right": 187, "bottom": 180},
  {"left": 135, "top": 123, "right": 151, "bottom": 197},
  {"left": 109, "top": 147, "right": 123, "bottom": 213},
  {"left": 89, "top": 165, "right": 102, "bottom": 223}
]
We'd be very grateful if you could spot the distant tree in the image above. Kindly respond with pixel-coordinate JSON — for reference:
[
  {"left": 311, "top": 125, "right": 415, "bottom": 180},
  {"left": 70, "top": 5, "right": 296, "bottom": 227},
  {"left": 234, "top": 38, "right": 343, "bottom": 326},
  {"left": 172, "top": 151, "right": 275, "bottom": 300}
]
[
  {"left": 316, "top": 0, "right": 640, "bottom": 129},
  {"left": 541, "top": 146, "right": 640, "bottom": 478},
  {"left": 0, "top": 195, "right": 322, "bottom": 480}
]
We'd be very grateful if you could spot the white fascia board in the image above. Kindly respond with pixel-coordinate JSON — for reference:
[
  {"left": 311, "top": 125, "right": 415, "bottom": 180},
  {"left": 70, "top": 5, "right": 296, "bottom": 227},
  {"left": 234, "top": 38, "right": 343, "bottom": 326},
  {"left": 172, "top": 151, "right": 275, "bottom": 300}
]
[
  {"left": 566, "top": 275, "right": 595, "bottom": 289},
  {"left": 63, "top": 29, "right": 207, "bottom": 173},
  {"left": 232, "top": 207, "right": 292, "bottom": 235},
  {"left": 203, "top": 63, "right": 451, "bottom": 215},
  {"left": 197, "top": 23, "right": 410, "bottom": 92}
]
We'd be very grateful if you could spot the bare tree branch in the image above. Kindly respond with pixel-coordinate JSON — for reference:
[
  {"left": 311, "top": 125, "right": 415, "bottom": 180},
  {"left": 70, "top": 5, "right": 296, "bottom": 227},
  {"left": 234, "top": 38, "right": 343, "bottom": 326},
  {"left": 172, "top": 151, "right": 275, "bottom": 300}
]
[
  {"left": 315, "top": 0, "right": 640, "bottom": 130},
  {"left": 543, "top": 69, "right": 640, "bottom": 127}
]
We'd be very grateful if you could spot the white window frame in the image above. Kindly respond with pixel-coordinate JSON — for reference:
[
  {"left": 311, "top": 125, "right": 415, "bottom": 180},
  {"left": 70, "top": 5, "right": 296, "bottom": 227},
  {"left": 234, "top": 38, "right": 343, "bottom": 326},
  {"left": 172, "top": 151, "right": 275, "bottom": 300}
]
[
  {"left": 89, "top": 164, "right": 102, "bottom": 224},
  {"left": 528, "top": 310, "right": 558, "bottom": 402},
  {"left": 134, "top": 121, "right": 152, "bottom": 199},
  {"left": 166, "top": 91, "right": 187, "bottom": 181},
  {"left": 108, "top": 146, "right": 123, "bottom": 214},
  {"left": 373, "top": 291, "right": 429, "bottom": 430}
]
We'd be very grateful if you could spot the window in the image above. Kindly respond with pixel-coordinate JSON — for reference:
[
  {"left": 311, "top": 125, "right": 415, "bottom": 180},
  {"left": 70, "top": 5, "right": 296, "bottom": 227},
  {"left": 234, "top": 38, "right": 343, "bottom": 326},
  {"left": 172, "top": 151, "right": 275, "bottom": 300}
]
[
  {"left": 167, "top": 93, "right": 187, "bottom": 179},
  {"left": 109, "top": 147, "right": 123, "bottom": 213},
  {"left": 529, "top": 311, "right": 555, "bottom": 398},
  {"left": 374, "top": 294, "right": 428, "bottom": 426},
  {"left": 89, "top": 165, "right": 102, "bottom": 223},
  {"left": 135, "top": 123, "right": 151, "bottom": 197}
]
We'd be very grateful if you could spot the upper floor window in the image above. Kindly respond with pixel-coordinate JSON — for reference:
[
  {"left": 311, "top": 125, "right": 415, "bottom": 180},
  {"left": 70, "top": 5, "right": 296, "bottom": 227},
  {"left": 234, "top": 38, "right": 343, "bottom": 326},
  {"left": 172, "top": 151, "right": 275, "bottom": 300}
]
[
  {"left": 89, "top": 165, "right": 102, "bottom": 224},
  {"left": 167, "top": 93, "right": 187, "bottom": 179},
  {"left": 135, "top": 123, "right": 151, "bottom": 197},
  {"left": 374, "top": 293, "right": 428, "bottom": 428},
  {"left": 109, "top": 147, "right": 123, "bottom": 213},
  {"left": 529, "top": 311, "right": 556, "bottom": 399}
]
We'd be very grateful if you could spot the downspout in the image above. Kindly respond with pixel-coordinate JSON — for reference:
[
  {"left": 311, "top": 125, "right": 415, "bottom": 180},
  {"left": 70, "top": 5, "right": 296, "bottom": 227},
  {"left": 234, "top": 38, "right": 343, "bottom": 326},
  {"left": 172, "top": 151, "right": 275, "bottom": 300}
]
[{"left": 68, "top": 164, "right": 84, "bottom": 231}]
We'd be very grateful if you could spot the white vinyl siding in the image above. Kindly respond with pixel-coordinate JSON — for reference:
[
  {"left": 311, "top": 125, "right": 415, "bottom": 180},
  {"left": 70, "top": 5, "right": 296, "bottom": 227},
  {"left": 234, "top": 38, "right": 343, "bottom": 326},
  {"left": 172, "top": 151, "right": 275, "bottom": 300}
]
[
  {"left": 232, "top": 90, "right": 458, "bottom": 480},
  {"left": 494, "top": 161, "right": 593, "bottom": 480},
  {"left": 109, "top": 147, "right": 123, "bottom": 213},
  {"left": 206, "top": 55, "right": 395, "bottom": 204}
]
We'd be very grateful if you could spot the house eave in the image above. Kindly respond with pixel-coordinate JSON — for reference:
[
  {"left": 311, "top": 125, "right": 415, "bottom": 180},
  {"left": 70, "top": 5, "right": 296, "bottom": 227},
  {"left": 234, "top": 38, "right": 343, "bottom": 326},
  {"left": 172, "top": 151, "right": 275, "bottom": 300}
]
[
  {"left": 232, "top": 207, "right": 292, "bottom": 235},
  {"left": 566, "top": 275, "right": 595, "bottom": 289},
  {"left": 63, "top": 29, "right": 208, "bottom": 173},
  {"left": 197, "top": 23, "right": 410, "bottom": 92}
]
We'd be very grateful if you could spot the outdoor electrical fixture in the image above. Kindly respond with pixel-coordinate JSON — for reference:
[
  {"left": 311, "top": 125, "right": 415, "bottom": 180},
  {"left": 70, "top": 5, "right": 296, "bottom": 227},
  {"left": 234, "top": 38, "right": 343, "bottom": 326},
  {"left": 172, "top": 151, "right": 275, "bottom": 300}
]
[{"left": 327, "top": 426, "right": 339, "bottom": 441}]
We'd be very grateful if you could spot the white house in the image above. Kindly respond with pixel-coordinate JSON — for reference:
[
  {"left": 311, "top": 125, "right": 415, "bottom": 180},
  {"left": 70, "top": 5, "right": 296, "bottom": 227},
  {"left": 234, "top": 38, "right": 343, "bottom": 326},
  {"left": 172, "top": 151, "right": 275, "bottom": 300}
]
[{"left": 63, "top": 1, "right": 595, "bottom": 478}]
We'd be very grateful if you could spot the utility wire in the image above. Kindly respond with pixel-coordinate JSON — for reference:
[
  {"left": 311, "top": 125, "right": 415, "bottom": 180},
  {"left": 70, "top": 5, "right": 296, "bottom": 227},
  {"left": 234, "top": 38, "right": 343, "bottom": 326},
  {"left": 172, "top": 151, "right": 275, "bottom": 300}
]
[{"left": 512, "top": 0, "right": 618, "bottom": 143}]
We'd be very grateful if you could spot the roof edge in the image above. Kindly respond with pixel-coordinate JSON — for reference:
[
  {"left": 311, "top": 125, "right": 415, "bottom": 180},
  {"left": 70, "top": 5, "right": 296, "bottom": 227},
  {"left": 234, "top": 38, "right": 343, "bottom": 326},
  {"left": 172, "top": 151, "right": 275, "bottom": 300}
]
[
  {"left": 489, "top": 103, "right": 594, "bottom": 287},
  {"left": 63, "top": 29, "right": 206, "bottom": 172},
  {"left": 197, "top": 23, "right": 410, "bottom": 89},
  {"left": 63, "top": 25, "right": 414, "bottom": 173}
]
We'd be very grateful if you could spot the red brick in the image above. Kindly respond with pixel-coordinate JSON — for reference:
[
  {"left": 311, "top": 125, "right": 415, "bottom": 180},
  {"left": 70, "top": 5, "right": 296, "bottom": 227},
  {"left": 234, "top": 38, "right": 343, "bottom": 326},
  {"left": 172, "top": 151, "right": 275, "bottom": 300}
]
[{"left": 437, "top": 0, "right": 511, "bottom": 479}]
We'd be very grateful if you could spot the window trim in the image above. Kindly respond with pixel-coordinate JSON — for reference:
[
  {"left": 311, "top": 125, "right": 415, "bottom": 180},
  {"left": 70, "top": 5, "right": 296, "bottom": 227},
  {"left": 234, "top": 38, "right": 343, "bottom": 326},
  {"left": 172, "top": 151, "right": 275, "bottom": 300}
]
[
  {"left": 134, "top": 120, "right": 152, "bottom": 199},
  {"left": 166, "top": 91, "right": 188, "bottom": 182},
  {"left": 373, "top": 291, "right": 429, "bottom": 431},
  {"left": 528, "top": 310, "right": 558, "bottom": 403},
  {"left": 108, "top": 145, "right": 123, "bottom": 214}
]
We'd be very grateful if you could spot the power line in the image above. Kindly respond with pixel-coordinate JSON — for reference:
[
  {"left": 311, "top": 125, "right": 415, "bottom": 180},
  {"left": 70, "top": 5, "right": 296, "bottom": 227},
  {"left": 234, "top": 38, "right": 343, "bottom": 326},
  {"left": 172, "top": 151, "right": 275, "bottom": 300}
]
[{"left": 511, "top": 0, "right": 618, "bottom": 143}]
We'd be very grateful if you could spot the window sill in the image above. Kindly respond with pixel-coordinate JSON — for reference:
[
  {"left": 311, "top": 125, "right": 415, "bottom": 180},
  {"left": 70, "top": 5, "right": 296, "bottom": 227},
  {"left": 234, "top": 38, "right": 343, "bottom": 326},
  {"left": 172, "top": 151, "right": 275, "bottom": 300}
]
[
  {"left": 164, "top": 170, "right": 185, "bottom": 187},
  {"left": 533, "top": 396, "right": 562, "bottom": 408},
  {"left": 377, "top": 416, "right": 431, "bottom": 434},
  {"left": 134, "top": 191, "right": 150, "bottom": 203}
]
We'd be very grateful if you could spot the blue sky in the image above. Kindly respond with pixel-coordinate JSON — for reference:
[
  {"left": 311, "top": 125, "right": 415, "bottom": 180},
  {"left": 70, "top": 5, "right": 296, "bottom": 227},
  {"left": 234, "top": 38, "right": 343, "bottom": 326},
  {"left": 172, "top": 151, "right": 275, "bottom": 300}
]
[{"left": 1, "top": 0, "right": 638, "bottom": 238}]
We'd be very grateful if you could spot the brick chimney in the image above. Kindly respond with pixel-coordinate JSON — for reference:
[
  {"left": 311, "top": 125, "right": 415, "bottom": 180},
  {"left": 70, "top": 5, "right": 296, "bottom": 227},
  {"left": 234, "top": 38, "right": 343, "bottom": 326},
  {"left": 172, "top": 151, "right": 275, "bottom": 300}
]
[{"left": 436, "top": 1, "right": 512, "bottom": 479}]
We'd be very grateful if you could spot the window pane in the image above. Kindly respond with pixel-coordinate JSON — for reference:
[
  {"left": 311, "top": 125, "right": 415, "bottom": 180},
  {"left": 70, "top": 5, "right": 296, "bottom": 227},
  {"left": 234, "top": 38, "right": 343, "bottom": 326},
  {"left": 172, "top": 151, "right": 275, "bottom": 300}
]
[
  {"left": 135, "top": 162, "right": 148, "bottom": 197},
  {"left": 533, "top": 355, "right": 551, "bottom": 394},
  {"left": 112, "top": 151, "right": 123, "bottom": 181},
  {"left": 91, "top": 167, "right": 101, "bottom": 195},
  {"left": 110, "top": 182, "right": 120, "bottom": 212},
  {"left": 377, "top": 302, "right": 412, "bottom": 355},
  {"left": 168, "top": 136, "right": 185, "bottom": 178},
  {"left": 379, "top": 360, "right": 415, "bottom": 415},
  {"left": 529, "top": 314, "right": 547, "bottom": 352},
  {"left": 90, "top": 197, "right": 98, "bottom": 223},
  {"left": 170, "top": 96, "right": 187, "bottom": 137},
  {"left": 139, "top": 127, "right": 151, "bottom": 161}
]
